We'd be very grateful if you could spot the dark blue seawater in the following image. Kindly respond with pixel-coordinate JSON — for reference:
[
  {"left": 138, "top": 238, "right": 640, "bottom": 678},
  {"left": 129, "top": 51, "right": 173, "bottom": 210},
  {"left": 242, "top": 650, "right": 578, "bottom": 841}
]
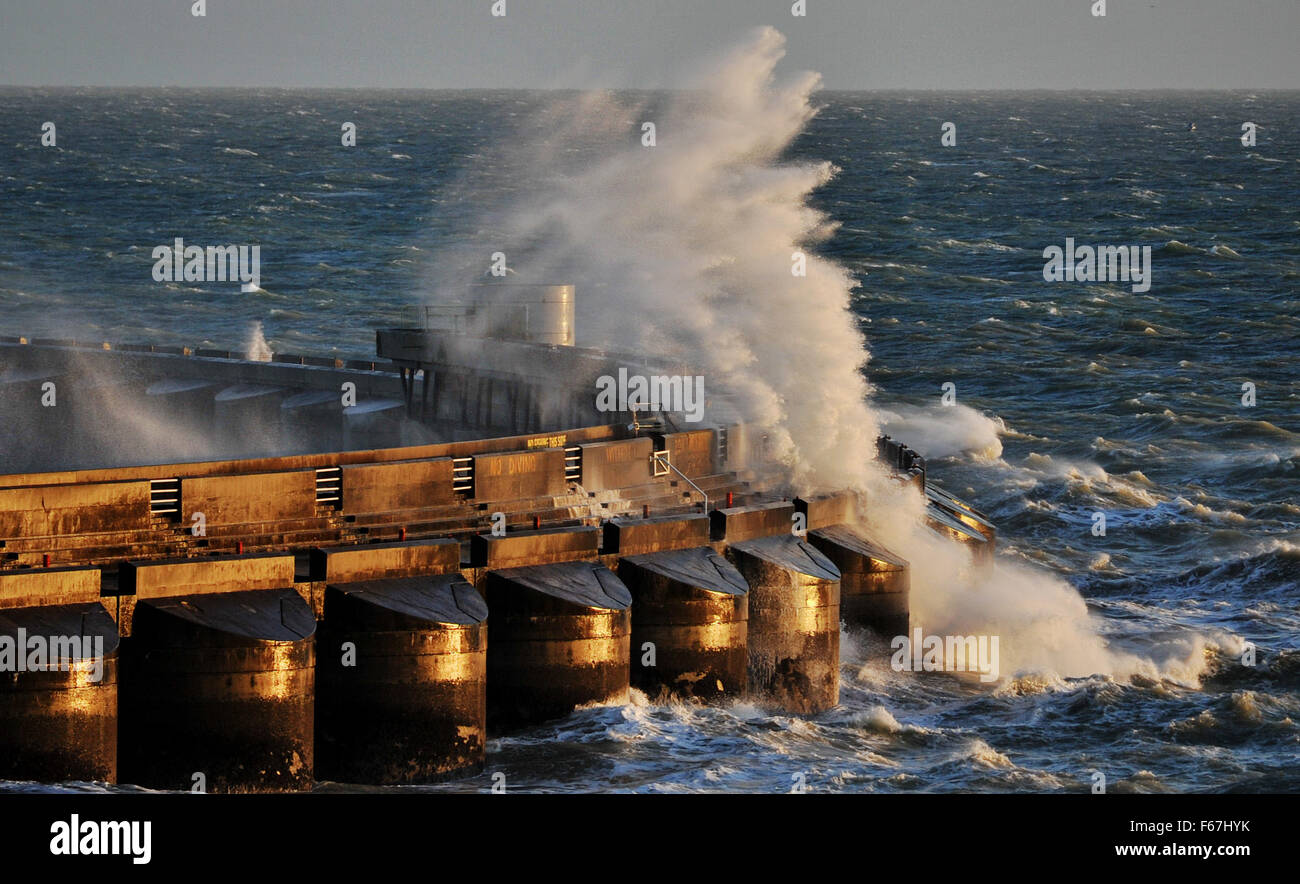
[{"left": 0, "top": 89, "right": 1296, "bottom": 792}]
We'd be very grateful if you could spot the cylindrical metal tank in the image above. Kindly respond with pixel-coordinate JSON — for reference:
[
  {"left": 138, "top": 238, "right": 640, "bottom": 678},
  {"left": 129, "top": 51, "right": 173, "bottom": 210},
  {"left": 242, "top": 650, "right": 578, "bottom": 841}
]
[
  {"left": 727, "top": 535, "right": 841, "bottom": 714},
  {"left": 484, "top": 561, "right": 629, "bottom": 731},
  {"left": 315, "top": 575, "right": 488, "bottom": 785},
  {"left": 0, "top": 603, "right": 119, "bottom": 783},
  {"left": 119, "top": 588, "right": 316, "bottom": 793},
  {"left": 470, "top": 284, "right": 575, "bottom": 347},
  {"left": 618, "top": 547, "right": 749, "bottom": 702}
]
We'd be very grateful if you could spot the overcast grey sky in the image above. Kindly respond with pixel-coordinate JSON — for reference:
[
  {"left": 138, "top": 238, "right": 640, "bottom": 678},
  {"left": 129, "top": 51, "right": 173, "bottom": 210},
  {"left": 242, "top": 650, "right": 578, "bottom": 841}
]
[{"left": 1, "top": 0, "right": 1296, "bottom": 90}]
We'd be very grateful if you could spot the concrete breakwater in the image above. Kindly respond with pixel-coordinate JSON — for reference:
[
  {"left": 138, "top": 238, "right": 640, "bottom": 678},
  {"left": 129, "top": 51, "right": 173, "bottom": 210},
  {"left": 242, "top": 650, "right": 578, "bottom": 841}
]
[{"left": 0, "top": 339, "right": 994, "bottom": 791}]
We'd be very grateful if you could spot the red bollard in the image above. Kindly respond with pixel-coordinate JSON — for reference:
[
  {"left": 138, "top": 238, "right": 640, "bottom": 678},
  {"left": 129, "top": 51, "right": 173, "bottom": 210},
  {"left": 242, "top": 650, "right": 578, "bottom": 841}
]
[
  {"left": 533, "top": 515, "right": 541, "bottom": 530},
  {"left": 727, "top": 492, "right": 734, "bottom": 508},
  {"left": 400, "top": 527, "right": 407, "bottom": 542},
  {"left": 237, "top": 541, "right": 244, "bottom": 555},
  {"left": 43, "top": 554, "right": 50, "bottom": 568}
]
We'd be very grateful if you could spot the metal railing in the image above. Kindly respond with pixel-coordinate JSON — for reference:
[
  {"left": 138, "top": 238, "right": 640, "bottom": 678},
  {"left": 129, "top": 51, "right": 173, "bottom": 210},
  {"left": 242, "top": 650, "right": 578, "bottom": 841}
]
[
  {"left": 149, "top": 478, "right": 180, "bottom": 516},
  {"left": 564, "top": 446, "right": 582, "bottom": 483},
  {"left": 315, "top": 467, "right": 341, "bottom": 506},
  {"left": 452, "top": 457, "right": 474, "bottom": 497},
  {"left": 650, "top": 451, "right": 709, "bottom": 514}
]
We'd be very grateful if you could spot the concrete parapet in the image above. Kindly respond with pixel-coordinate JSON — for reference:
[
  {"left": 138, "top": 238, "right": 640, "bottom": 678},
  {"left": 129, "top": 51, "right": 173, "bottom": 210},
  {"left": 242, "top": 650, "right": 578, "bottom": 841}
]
[
  {"left": 658, "top": 429, "right": 715, "bottom": 479},
  {"left": 577, "top": 437, "right": 653, "bottom": 491},
  {"left": 0, "top": 481, "right": 151, "bottom": 538},
  {"left": 710, "top": 501, "right": 796, "bottom": 543},
  {"left": 794, "top": 492, "right": 860, "bottom": 532},
  {"left": 308, "top": 538, "right": 460, "bottom": 584},
  {"left": 602, "top": 513, "right": 710, "bottom": 557},
  {"left": 470, "top": 525, "right": 599, "bottom": 569},
  {"left": 179, "top": 471, "right": 316, "bottom": 527},
  {"left": 472, "top": 448, "right": 567, "bottom": 500},
  {"left": 0, "top": 568, "right": 103, "bottom": 609},
  {"left": 339, "top": 458, "right": 455, "bottom": 513}
]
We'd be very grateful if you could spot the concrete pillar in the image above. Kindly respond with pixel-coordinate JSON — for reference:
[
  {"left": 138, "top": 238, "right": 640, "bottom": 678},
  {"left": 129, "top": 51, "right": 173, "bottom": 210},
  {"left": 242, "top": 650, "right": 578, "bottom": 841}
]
[
  {"left": 119, "top": 588, "right": 316, "bottom": 792},
  {"left": 727, "top": 535, "right": 841, "bottom": 714},
  {"left": 807, "top": 525, "right": 909, "bottom": 637},
  {"left": 484, "top": 561, "right": 630, "bottom": 731},
  {"left": 619, "top": 547, "right": 748, "bottom": 702},
  {"left": 315, "top": 575, "right": 487, "bottom": 784},
  {"left": 0, "top": 602, "right": 119, "bottom": 783}
]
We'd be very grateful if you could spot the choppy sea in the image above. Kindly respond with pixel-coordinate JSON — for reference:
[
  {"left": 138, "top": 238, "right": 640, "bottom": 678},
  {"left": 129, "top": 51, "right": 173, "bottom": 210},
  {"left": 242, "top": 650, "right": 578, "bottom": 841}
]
[{"left": 0, "top": 89, "right": 1296, "bottom": 792}]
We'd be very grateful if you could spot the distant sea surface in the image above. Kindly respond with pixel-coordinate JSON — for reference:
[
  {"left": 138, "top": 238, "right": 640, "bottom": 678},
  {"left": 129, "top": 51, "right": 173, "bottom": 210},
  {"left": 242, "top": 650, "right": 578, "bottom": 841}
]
[{"left": 0, "top": 90, "right": 1296, "bottom": 792}]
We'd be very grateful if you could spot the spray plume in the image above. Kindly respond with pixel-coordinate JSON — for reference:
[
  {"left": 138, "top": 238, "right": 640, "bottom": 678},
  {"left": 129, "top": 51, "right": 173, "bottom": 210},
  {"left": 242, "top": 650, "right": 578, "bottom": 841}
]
[{"left": 421, "top": 27, "right": 1228, "bottom": 684}]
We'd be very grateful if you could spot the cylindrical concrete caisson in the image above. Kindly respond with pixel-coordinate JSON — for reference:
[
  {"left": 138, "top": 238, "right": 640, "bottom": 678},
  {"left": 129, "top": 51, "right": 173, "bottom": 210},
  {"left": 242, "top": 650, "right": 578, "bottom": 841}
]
[
  {"left": 807, "top": 525, "right": 909, "bottom": 638},
  {"left": 0, "top": 603, "right": 119, "bottom": 783},
  {"left": 119, "top": 588, "right": 315, "bottom": 792},
  {"left": 315, "top": 575, "right": 488, "bottom": 785},
  {"left": 727, "top": 535, "right": 841, "bottom": 714},
  {"left": 618, "top": 548, "right": 749, "bottom": 702},
  {"left": 485, "top": 561, "right": 630, "bottom": 731}
]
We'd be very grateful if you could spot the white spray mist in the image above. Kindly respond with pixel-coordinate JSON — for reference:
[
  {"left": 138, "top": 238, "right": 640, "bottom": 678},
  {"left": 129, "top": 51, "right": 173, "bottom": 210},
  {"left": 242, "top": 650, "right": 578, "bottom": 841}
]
[{"left": 420, "top": 27, "right": 1227, "bottom": 685}]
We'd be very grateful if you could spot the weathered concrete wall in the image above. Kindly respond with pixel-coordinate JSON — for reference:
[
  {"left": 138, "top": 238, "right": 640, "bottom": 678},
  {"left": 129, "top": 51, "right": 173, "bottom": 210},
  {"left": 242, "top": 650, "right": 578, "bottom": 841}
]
[
  {"left": 0, "top": 481, "right": 151, "bottom": 537},
  {"left": 340, "top": 458, "right": 455, "bottom": 513},
  {"left": 602, "top": 514, "right": 710, "bottom": 557},
  {"left": 120, "top": 554, "right": 296, "bottom": 600},
  {"left": 0, "top": 423, "right": 623, "bottom": 490},
  {"left": 660, "top": 429, "right": 715, "bottom": 478},
  {"left": 710, "top": 501, "right": 796, "bottom": 543},
  {"left": 471, "top": 448, "right": 566, "bottom": 500},
  {"left": 578, "top": 438, "right": 653, "bottom": 491},
  {"left": 309, "top": 539, "right": 460, "bottom": 583},
  {"left": 470, "top": 526, "right": 599, "bottom": 569},
  {"left": 795, "top": 492, "right": 860, "bottom": 532},
  {"left": 180, "top": 471, "right": 316, "bottom": 526},
  {"left": 0, "top": 568, "right": 102, "bottom": 609}
]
